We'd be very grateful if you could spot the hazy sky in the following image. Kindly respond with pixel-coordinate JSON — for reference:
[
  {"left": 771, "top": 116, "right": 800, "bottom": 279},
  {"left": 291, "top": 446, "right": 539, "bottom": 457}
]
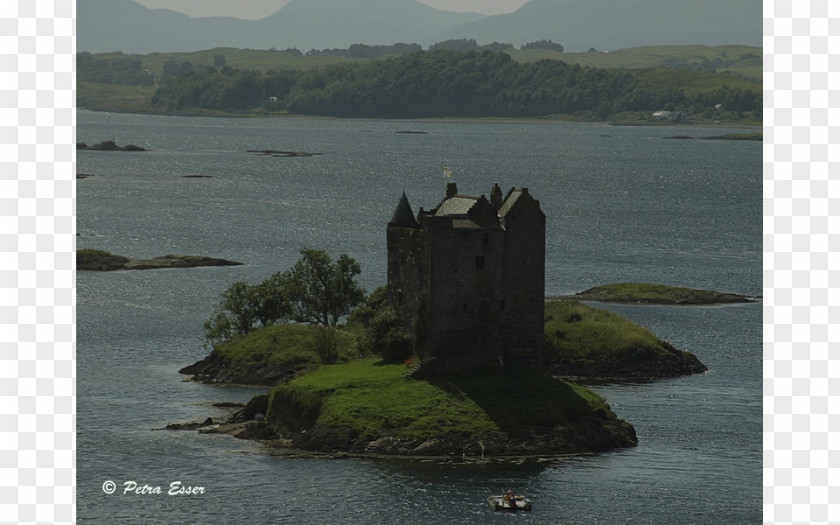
[{"left": 133, "top": 0, "right": 533, "bottom": 18}]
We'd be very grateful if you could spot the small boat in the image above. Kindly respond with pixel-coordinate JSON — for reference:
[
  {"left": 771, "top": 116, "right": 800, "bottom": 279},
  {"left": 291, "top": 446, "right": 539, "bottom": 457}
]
[{"left": 487, "top": 492, "right": 532, "bottom": 512}]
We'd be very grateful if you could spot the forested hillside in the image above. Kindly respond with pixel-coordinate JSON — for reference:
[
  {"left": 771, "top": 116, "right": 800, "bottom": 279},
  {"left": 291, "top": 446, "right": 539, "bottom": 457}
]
[{"left": 147, "top": 50, "right": 760, "bottom": 121}]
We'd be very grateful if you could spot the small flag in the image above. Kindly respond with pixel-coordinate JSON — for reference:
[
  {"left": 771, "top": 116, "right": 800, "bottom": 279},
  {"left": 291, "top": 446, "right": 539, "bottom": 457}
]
[{"left": 442, "top": 166, "right": 452, "bottom": 178}]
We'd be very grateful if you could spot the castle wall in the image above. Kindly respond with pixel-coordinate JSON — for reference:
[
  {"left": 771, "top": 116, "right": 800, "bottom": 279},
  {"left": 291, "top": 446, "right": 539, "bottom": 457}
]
[
  {"left": 501, "top": 200, "right": 546, "bottom": 367},
  {"left": 386, "top": 225, "right": 430, "bottom": 338},
  {"left": 427, "top": 219, "right": 505, "bottom": 369}
]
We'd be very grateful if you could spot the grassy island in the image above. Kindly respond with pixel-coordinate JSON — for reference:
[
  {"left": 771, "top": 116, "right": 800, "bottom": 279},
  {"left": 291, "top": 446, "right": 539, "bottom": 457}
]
[
  {"left": 255, "top": 357, "right": 637, "bottom": 457},
  {"left": 545, "top": 300, "right": 707, "bottom": 380},
  {"left": 173, "top": 261, "right": 726, "bottom": 457},
  {"left": 175, "top": 296, "right": 717, "bottom": 456},
  {"left": 77, "top": 249, "right": 242, "bottom": 271},
  {"left": 569, "top": 282, "right": 756, "bottom": 305},
  {"left": 182, "top": 297, "right": 708, "bottom": 387}
]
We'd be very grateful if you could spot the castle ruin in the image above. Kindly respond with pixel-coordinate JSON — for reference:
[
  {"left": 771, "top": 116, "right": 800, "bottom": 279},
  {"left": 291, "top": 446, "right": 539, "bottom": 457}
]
[{"left": 387, "top": 182, "right": 545, "bottom": 372}]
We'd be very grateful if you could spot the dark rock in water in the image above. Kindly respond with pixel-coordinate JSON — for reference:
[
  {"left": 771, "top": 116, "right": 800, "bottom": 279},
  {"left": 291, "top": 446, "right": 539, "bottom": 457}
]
[
  {"left": 78, "top": 253, "right": 130, "bottom": 271},
  {"left": 212, "top": 402, "right": 245, "bottom": 409},
  {"left": 77, "top": 140, "right": 148, "bottom": 152},
  {"left": 76, "top": 173, "right": 95, "bottom": 179},
  {"left": 247, "top": 149, "right": 322, "bottom": 157},
  {"left": 664, "top": 135, "right": 694, "bottom": 140},
  {"left": 395, "top": 130, "right": 428, "bottom": 134},
  {"left": 199, "top": 420, "right": 277, "bottom": 439},
  {"left": 162, "top": 419, "right": 213, "bottom": 431}
]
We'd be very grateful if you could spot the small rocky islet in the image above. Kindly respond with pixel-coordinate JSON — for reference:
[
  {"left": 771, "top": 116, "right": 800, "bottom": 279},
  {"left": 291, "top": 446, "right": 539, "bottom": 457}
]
[
  {"left": 77, "top": 140, "right": 148, "bottom": 152},
  {"left": 663, "top": 132, "right": 762, "bottom": 141},
  {"left": 247, "top": 149, "right": 322, "bottom": 157},
  {"left": 77, "top": 141, "right": 324, "bottom": 157},
  {"left": 76, "top": 249, "right": 242, "bottom": 271},
  {"left": 566, "top": 282, "right": 758, "bottom": 305}
]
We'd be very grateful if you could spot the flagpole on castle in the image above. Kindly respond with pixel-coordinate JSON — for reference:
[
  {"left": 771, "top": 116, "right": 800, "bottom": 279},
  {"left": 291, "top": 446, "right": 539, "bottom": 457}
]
[{"left": 442, "top": 166, "right": 452, "bottom": 195}]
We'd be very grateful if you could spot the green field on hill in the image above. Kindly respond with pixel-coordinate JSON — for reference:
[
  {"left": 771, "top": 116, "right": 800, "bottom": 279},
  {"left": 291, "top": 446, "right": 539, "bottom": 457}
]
[
  {"left": 77, "top": 45, "right": 761, "bottom": 122},
  {"left": 85, "top": 44, "right": 761, "bottom": 83}
]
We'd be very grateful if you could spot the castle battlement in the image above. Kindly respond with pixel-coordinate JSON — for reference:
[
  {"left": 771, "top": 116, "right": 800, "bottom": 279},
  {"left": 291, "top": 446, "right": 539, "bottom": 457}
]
[{"left": 387, "top": 183, "right": 545, "bottom": 373}]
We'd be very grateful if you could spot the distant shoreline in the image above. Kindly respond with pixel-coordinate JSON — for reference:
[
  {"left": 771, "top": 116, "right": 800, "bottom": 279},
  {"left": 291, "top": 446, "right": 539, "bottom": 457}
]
[{"left": 76, "top": 108, "right": 761, "bottom": 131}]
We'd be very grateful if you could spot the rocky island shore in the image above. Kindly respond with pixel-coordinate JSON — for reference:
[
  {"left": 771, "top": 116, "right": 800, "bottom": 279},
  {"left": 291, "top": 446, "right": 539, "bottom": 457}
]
[
  {"left": 565, "top": 282, "right": 758, "bottom": 305},
  {"left": 178, "top": 348, "right": 309, "bottom": 386},
  {"left": 172, "top": 359, "right": 638, "bottom": 459},
  {"left": 168, "top": 288, "right": 732, "bottom": 459},
  {"left": 543, "top": 299, "right": 708, "bottom": 381},
  {"left": 77, "top": 140, "right": 148, "bottom": 151},
  {"left": 77, "top": 249, "right": 242, "bottom": 271},
  {"left": 165, "top": 273, "right": 767, "bottom": 460}
]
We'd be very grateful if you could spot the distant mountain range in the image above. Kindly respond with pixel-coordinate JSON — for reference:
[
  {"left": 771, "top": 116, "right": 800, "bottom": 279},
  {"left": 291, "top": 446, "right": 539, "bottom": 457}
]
[
  {"left": 78, "top": 0, "right": 761, "bottom": 54},
  {"left": 439, "top": 0, "right": 762, "bottom": 52}
]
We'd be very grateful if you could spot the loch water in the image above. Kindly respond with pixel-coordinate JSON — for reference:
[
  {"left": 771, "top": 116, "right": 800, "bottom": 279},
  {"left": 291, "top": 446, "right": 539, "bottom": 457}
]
[{"left": 76, "top": 110, "right": 762, "bottom": 524}]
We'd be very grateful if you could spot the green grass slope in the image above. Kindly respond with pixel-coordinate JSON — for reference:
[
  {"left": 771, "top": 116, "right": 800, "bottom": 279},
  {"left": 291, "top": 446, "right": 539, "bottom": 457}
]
[
  {"left": 545, "top": 300, "right": 707, "bottom": 379},
  {"left": 179, "top": 324, "right": 357, "bottom": 385},
  {"left": 265, "top": 357, "right": 637, "bottom": 457}
]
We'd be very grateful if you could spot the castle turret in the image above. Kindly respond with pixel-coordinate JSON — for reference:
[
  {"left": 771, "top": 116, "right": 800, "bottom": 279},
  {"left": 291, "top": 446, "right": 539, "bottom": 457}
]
[{"left": 389, "top": 191, "right": 419, "bottom": 228}]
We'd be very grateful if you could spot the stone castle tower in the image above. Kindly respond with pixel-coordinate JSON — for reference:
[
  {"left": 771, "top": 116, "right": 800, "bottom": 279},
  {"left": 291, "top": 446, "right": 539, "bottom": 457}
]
[{"left": 387, "top": 182, "right": 545, "bottom": 372}]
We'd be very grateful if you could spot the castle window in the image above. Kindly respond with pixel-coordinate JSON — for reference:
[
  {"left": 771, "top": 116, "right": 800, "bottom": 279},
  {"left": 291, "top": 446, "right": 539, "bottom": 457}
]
[
  {"left": 500, "top": 300, "right": 506, "bottom": 310},
  {"left": 475, "top": 256, "right": 485, "bottom": 270}
]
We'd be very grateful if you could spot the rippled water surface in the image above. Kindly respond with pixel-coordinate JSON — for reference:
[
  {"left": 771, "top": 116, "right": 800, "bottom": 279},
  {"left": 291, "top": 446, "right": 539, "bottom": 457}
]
[{"left": 77, "top": 111, "right": 761, "bottom": 524}]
